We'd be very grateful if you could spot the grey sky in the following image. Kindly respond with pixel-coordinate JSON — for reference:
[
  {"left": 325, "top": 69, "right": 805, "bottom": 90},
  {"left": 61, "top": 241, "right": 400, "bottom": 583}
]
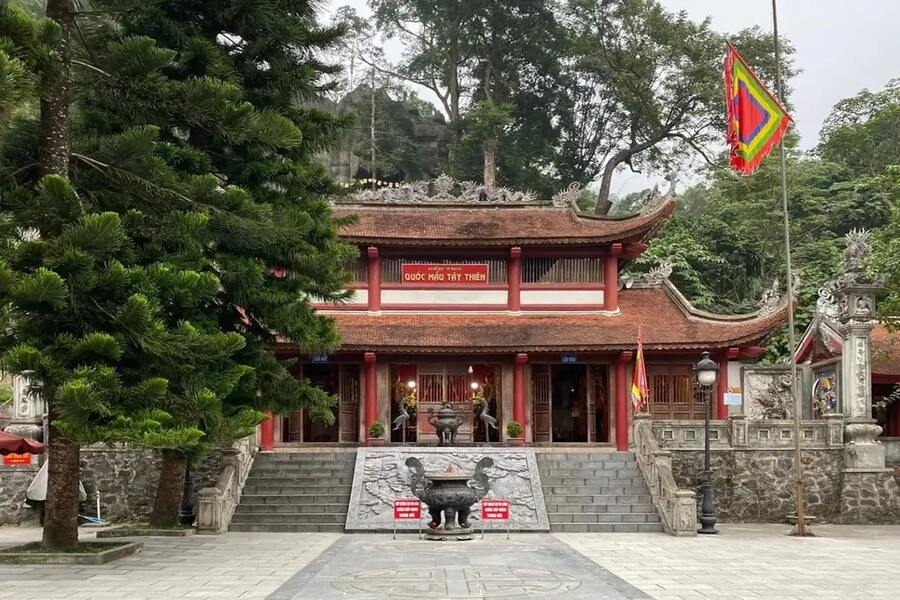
[{"left": 323, "top": 1, "right": 900, "bottom": 192}]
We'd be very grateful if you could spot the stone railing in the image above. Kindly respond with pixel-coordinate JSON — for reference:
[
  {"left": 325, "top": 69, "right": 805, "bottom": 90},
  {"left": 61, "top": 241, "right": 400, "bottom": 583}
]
[
  {"left": 633, "top": 414, "right": 697, "bottom": 536},
  {"left": 196, "top": 431, "right": 258, "bottom": 534},
  {"left": 651, "top": 414, "right": 845, "bottom": 450}
]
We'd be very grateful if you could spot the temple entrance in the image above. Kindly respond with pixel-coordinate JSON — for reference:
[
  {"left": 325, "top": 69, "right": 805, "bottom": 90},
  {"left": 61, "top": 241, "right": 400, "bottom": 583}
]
[
  {"left": 551, "top": 364, "right": 588, "bottom": 442},
  {"left": 533, "top": 364, "right": 601, "bottom": 443},
  {"left": 283, "top": 363, "right": 360, "bottom": 443},
  {"left": 390, "top": 363, "right": 501, "bottom": 444}
]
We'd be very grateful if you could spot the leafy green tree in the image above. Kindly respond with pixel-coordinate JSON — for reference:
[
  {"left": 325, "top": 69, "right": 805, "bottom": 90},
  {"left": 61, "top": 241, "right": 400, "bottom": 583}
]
[
  {"left": 366, "top": 0, "right": 566, "bottom": 191},
  {"left": 819, "top": 78, "right": 900, "bottom": 177},
  {"left": 560, "top": 0, "right": 795, "bottom": 213}
]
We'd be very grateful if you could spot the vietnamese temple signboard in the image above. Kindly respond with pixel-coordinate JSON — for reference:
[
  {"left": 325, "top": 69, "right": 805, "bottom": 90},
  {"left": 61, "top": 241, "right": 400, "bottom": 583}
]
[{"left": 401, "top": 263, "right": 489, "bottom": 285}]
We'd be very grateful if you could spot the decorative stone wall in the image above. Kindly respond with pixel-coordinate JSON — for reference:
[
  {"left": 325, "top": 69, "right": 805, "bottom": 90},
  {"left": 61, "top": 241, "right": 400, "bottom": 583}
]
[
  {"left": 346, "top": 447, "right": 548, "bottom": 531},
  {"left": 839, "top": 470, "right": 900, "bottom": 524},
  {"left": 0, "top": 446, "right": 225, "bottom": 525},
  {"left": 655, "top": 419, "right": 900, "bottom": 524},
  {"left": 668, "top": 448, "right": 844, "bottom": 522},
  {"left": 79, "top": 447, "right": 223, "bottom": 523},
  {"left": 0, "top": 465, "right": 42, "bottom": 525}
]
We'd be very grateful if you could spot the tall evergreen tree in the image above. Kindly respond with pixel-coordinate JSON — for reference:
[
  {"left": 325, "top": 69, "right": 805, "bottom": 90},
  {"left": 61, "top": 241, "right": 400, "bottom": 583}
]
[
  {"left": 1, "top": 0, "right": 354, "bottom": 534},
  {"left": 0, "top": 2, "right": 244, "bottom": 548}
]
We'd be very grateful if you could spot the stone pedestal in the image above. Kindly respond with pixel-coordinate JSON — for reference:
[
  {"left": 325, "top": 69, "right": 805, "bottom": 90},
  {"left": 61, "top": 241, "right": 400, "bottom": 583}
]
[{"left": 843, "top": 421, "right": 885, "bottom": 469}]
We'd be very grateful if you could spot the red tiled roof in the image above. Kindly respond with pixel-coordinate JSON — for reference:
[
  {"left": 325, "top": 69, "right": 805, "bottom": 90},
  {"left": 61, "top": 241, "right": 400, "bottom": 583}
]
[
  {"left": 333, "top": 200, "right": 674, "bottom": 246},
  {"left": 872, "top": 324, "right": 900, "bottom": 376},
  {"left": 320, "top": 287, "right": 786, "bottom": 353}
]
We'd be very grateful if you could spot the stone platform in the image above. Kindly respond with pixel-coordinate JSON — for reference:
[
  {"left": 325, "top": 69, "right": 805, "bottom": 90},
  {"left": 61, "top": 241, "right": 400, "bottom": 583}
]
[{"left": 345, "top": 447, "right": 549, "bottom": 532}]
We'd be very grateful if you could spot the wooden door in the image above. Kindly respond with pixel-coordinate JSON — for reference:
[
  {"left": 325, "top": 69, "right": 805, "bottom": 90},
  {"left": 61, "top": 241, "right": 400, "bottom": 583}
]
[
  {"left": 532, "top": 365, "right": 551, "bottom": 442},
  {"left": 593, "top": 366, "right": 609, "bottom": 442},
  {"left": 648, "top": 364, "right": 703, "bottom": 420},
  {"left": 339, "top": 365, "right": 360, "bottom": 443}
]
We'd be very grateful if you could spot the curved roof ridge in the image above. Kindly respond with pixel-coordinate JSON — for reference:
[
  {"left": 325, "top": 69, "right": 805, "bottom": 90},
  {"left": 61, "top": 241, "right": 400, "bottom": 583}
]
[
  {"left": 567, "top": 198, "right": 676, "bottom": 224},
  {"left": 660, "top": 278, "right": 790, "bottom": 324}
]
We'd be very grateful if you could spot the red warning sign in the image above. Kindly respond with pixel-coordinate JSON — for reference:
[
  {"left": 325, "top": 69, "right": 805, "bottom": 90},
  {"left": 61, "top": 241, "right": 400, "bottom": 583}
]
[
  {"left": 481, "top": 499, "right": 510, "bottom": 520},
  {"left": 393, "top": 499, "right": 422, "bottom": 520}
]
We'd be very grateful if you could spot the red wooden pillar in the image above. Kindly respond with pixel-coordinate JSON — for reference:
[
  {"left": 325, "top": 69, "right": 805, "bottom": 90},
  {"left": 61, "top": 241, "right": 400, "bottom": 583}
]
[
  {"left": 364, "top": 352, "right": 377, "bottom": 444},
  {"left": 604, "top": 243, "right": 622, "bottom": 311},
  {"left": 513, "top": 353, "right": 527, "bottom": 445},
  {"left": 366, "top": 246, "right": 381, "bottom": 312},
  {"left": 716, "top": 348, "right": 739, "bottom": 420},
  {"left": 508, "top": 247, "right": 522, "bottom": 312},
  {"left": 615, "top": 351, "right": 633, "bottom": 451},
  {"left": 260, "top": 410, "right": 274, "bottom": 452},
  {"left": 893, "top": 397, "right": 900, "bottom": 437}
]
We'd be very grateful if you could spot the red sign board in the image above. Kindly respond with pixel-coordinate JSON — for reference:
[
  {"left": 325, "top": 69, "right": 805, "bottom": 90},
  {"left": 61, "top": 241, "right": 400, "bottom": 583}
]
[
  {"left": 3, "top": 453, "right": 32, "bottom": 466},
  {"left": 401, "top": 263, "right": 488, "bottom": 285},
  {"left": 481, "top": 499, "right": 510, "bottom": 521},
  {"left": 393, "top": 499, "right": 422, "bottom": 520}
]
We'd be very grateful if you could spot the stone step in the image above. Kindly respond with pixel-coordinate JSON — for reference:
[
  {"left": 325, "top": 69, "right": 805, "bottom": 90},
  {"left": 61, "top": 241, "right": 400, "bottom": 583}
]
[
  {"left": 250, "top": 460, "right": 357, "bottom": 467},
  {"left": 543, "top": 486, "right": 650, "bottom": 496},
  {"left": 229, "top": 523, "right": 344, "bottom": 533},
  {"left": 540, "top": 476, "right": 645, "bottom": 487},
  {"left": 538, "top": 468, "right": 642, "bottom": 478},
  {"left": 256, "top": 454, "right": 356, "bottom": 462},
  {"left": 549, "top": 523, "right": 664, "bottom": 533},
  {"left": 234, "top": 503, "right": 350, "bottom": 514},
  {"left": 244, "top": 475, "right": 356, "bottom": 485},
  {"left": 536, "top": 460, "right": 635, "bottom": 470},
  {"left": 242, "top": 485, "right": 352, "bottom": 495},
  {"left": 545, "top": 503, "right": 656, "bottom": 514},
  {"left": 547, "top": 512, "right": 661, "bottom": 524},
  {"left": 238, "top": 493, "right": 350, "bottom": 505},
  {"left": 230, "top": 513, "right": 347, "bottom": 524},
  {"left": 534, "top": 451, "right": 633, "bottom": 458},
  {"left": 541, "top": 494, "right": 651, "bottom": 505}
]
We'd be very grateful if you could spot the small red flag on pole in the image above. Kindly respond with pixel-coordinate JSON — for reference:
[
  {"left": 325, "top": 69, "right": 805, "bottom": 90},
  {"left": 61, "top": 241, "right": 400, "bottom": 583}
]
[
  {"left": 630, "top": 328, "right": 649, "bottom": 413},
  {"left": 724, "top": 44, "right": 792, "bottom": 175}
]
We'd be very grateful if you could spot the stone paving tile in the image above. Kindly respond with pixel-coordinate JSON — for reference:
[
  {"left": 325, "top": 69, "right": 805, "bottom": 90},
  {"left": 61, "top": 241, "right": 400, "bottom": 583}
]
[
  {"left": 555, "top": 523, "right": 900, "bottom": 600},
  {"left": 1, "top": 523, "right": 898, "bottom": 599},
  {"left": 0, "top": 527, "right": 338, "bottom": 600},
  {"left": 267, "top": 533, "right": 649, "bottom": 600}
]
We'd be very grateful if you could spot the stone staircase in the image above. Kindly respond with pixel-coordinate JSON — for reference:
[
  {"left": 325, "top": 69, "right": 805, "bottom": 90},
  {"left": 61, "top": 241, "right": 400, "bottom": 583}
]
[
  {"left": 229, "top": 450, "right": 356, "bottom": 532},
  {"left": 536, "top": 450, "right": 663, "bottom": 533}
]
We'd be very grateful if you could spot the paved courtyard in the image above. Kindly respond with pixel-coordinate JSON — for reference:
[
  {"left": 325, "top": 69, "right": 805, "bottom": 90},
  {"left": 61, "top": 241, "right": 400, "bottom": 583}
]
[{"left": 0, "top": 524, "right": 896, "bottom": 599}]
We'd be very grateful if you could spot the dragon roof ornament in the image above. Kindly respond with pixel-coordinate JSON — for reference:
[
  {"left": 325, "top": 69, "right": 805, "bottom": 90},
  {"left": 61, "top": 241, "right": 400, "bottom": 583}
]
[
  {"left": 345, "top": 173, "right": 543, "bottom": 205},
  {"left": 757, "top": 272, "right": 799, "bottom": 317}
]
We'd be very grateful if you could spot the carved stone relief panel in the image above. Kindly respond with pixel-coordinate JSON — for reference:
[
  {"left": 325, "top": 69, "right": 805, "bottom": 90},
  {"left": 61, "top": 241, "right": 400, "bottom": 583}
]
[{"left": 345, "top": 447, "right": 549, "bottom": 531}]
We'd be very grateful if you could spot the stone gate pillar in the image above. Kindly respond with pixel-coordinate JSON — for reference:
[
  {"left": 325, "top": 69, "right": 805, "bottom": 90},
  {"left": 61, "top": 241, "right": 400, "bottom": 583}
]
[{"left": 832, "top": 232, "right": 884, "bottom": 469}]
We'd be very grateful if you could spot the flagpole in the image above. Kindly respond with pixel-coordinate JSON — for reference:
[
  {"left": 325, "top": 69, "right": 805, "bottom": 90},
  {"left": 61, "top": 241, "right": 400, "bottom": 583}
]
[{"left": 771, "top": 0, "right": 809, "bottom": 537}]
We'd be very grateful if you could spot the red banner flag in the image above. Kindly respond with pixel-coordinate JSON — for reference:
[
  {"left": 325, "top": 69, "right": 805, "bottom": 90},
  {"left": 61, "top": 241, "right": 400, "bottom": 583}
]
[
  {"left": 630, "top": 332, "right": 649, "bottom": 413},
  {"left": 725, "top": 44, "right": 792, "bottom": 175}
]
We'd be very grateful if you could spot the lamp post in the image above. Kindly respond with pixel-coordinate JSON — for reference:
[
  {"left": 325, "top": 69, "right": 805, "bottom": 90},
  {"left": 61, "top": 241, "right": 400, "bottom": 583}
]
[{"left": 694, "top": 351, "right": 719, "bottom": 535}]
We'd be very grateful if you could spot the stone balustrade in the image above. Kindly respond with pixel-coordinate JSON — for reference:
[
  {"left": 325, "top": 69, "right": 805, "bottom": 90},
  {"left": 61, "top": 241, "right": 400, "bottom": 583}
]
[
  {"left": 651, "top": 414, "right": 844, "bottom": 450},
  {"left": 196, "top": 432, "right": 258, "bottom": 534},
  {"left": 633, "top": 414, "right": 697, "bottom": 536}
]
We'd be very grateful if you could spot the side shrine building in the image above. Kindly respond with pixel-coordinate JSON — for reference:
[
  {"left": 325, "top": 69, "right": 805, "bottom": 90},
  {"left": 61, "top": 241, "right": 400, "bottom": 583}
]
[{"left": 263, "top": 177, "right": 788, "bottom": 449}]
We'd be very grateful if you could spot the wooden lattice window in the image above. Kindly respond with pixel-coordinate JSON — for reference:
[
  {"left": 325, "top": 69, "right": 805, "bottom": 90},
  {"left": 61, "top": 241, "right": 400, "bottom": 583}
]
[{"left": 522, "top": 257, "right": 603, "bottom": 284}]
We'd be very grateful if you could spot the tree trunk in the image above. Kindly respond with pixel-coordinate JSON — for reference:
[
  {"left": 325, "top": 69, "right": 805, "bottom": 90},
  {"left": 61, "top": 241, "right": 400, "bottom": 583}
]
[
  {"left": 593, "top": 154, "right": 621, "bottom": 215},
  {"left": 39, "top": 0, "right": 73, "bottom": 178},
  {"left": 149, "top": 450, "right": 187, "bottom": 528},
  {"left": 41, "top": 422, "right": 80, "bottom": 551},
  {"left": 446, "top": 38, "right": 461, "bottom": 175},
  {"left": 39, "top": 0, "right": 78, "bottom": 552},
  {"left": 483, "top": 136, "right": 497, "bottom": 187},
  {"left": 593, "top": 127, "right": 676, "bottom": 215}
]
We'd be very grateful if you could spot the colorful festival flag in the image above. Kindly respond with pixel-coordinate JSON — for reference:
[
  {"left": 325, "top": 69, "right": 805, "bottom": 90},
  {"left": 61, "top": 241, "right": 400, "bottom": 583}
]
[
  {"left": 724, "top": 44, "right": 792, "bottom": 175},
  {"left": 630, "top": 333, "right": 649, "bottom": 413}
]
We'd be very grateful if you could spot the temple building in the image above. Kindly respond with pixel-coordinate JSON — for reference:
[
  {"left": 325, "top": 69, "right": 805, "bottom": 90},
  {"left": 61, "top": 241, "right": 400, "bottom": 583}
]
[{"left": 262, "top": 178, "right": 788, "bottom": 450}]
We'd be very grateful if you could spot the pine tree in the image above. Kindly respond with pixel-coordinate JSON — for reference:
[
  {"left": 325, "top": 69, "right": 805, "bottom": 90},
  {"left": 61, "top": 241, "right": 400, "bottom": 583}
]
[
  {"left": 3, "top": 1, "right": 355, "bottom": 529},
  {"left": 0, "top": 3, "right": 249, "bottom": 542}
]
